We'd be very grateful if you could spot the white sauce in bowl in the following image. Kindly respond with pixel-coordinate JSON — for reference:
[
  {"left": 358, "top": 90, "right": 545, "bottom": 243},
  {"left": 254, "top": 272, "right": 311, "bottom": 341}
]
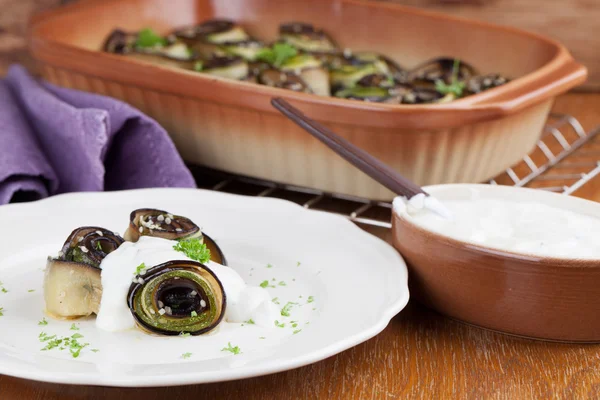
[
  {"left": 96, "top": 236, "right": 279, "bottom": 332},
  {"left": 394, "top": 191, "right": 600, "bottom": 259}
]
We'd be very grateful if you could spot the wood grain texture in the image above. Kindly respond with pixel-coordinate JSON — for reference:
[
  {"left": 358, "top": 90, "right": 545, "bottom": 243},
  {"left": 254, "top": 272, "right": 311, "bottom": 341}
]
[
  {"left": 1, "top": 1, "right": 600, "bottom": 399},
  {"left": 374, "top": 0, "right": 600, "bottom": 91}
]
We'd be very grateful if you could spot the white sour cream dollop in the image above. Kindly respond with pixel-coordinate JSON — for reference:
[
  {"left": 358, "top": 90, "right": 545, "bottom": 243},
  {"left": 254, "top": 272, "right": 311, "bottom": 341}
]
[{"left": 96, "top": 236, "right": 279, "bottom": 332}]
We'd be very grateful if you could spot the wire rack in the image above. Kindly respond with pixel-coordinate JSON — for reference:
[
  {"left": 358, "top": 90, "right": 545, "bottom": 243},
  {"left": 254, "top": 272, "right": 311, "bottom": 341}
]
[{"left": 189, "top": 113, "right": 600, "bottom": 230}]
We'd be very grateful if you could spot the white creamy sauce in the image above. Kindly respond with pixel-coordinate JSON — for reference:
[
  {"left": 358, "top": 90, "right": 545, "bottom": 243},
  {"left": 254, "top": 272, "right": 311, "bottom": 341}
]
[
  {"left": 394, "top": 194, "right": 600, "bottom": 259},
  {"left": 96, "top": 236, "right": 279, "bottom": 332}
]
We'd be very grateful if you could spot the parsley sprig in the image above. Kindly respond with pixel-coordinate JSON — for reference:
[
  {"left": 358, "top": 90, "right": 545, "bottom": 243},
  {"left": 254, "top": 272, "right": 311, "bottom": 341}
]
[
  {"left": 435, "top": 58, "right": 465, "bottom": 98},
  {"left": 280, "top": 302, "right": 297, "bottom": 317},
  {"left": 135, "top": 28, "right": 168, "bottom": 48},
  {"left": 135, "top": 262, "right": 147, "bottom": 276},
  {"left": 221, "top": 342, "right": 241, "bottom": 355},
  {"left": 173, "top": 238, "right": 211, "bottom": 264},
  {"left": 39, "top": 331, "right": 89, "bottom": 358},
  {"left": 256, "top": 43, "right": 297, "bottom": 67}
]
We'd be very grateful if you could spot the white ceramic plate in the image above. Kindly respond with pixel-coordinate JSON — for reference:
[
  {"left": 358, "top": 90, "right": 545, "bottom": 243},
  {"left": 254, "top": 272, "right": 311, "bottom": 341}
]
[{"left": 0, "top": 189, "right": 408, "bottom": 387}]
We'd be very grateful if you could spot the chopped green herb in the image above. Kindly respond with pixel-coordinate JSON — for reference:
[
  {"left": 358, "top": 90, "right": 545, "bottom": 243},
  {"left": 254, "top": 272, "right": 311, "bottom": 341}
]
[
  {"left": 272, "top": 297, "right": 280, "bottom": 305},
  {"left": 179, "top": 332, "right": 191, "bottom": 337},
  {"left": 293, "top": 329, "right": 302, "bottom": 335},
  {"left": 278, "top": 281, "right": 287, "bottom": 286},
  {"left": 135, "top": 262, "right": 147, "bottom": 276},
  {"left": 39, "top": 331, "right": 89, "bottom": 358},
  {"left": 28, "top": 289, "right": 35, "bottom": 293},
  {"left": 259, "top": 336, "right": 266, "bottom": 339},
  {"left": 1, "top": 288, "right": 7, "bottom": 294},
  {"left": 291, "top": 323, "right": 298, "bottom": 328},
  {"left": 296, "top": 261, "right": 301, "bottom": 267},
  {"left": 91, "top": 349, "right": 100, "bottom": 353},
  {"left": 435, "top": 58, "right": 465, "bottom": 98},
  {"left": 181, "top": 352, "right": 193, "bottom": 359},
  {"left": 0, "top": 307, "right": 4, "bottom": 316},
  {"left": 256, "top": 42, "right": 297, "bottom": 67},
  {"left": 190, "top": 311, "right": 198, "bottom": 317},
  {"left": 312, "top": 308, "right": 316, "bottom": 311},
  {"left": 307, "top": 296, "right": 314, "bottom": 304},
  {"left": 70, "top": 323, "right": 79, "bottom": 331},
  {"left": 260, "top": 280, "right": 269, "bottom": 288},
  {"left": 95, "top": 242, "right": 103, "bottom": 251},
  {"left": 280, "top": 302, "right": 297, "bottom": 317},
  {"left": 135, "top": 28, "right": 167, "bottom": 48},
  {"left": 194, "top": 61, "right": 204, "bottom": 72},
  {"left": 38, "top": 318, "right": 48, "bottom": 326},
  {"left": 274, "top": 320, "right": 285, "bottom": 328},
  {"left": 173, "top": 238, "right": 211, "bottom": 263},
  {"left": 271, "top": 278, "right": 276, "bottom": 281},
  {"left": 221, "top": 342, "right": 241, "bottom": 355},
  {"left": 266, "top": 264, "right": 273, "bottom": 268},
  {"left": 244, "top": 319, "right": 255, "bottom": 325}
]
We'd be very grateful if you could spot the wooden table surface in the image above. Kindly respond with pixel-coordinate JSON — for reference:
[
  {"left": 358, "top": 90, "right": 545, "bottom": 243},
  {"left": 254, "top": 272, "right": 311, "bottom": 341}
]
[{"left": 2, "top": 2, "right": 600, "bottom": 399}]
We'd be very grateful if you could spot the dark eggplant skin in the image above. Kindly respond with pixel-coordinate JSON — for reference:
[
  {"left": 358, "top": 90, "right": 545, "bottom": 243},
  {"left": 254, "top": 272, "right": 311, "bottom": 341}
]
[
  {"left": 61, "top": 226, "right": 125, "bottom": 268},
  {"left": 124, "top": 208, "right": 201, "bottom": 242},
  {"left": 408, "top": 57, "right": 478, "bottom": 87},
  {"left": 258, "top": 69, "right": 312, "bottom": 93},
  {"left": 123, "top": 208, "right": 228, "bottom": 265},
  {"left": 127, "top": 260, "right": 226, "bottom": 336},
  {"left": 44, "top": 226, "right": 124, "bottom": 319}
]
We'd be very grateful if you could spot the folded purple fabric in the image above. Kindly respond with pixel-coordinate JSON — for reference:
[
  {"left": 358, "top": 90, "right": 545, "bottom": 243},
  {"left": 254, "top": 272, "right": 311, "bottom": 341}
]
[{"left": 0, "top": 65, "right": 196, "bottom": 204}]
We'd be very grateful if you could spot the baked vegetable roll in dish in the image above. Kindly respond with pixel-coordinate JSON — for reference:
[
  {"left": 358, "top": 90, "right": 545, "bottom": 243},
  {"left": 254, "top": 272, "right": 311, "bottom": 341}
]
[
  {"left": 104, "top": 28, "right": 196, "bottom": 69},
  {"left": 279, "top": 22, "right": 337, "bottom": 53},
  {"left": 280, "top": 55, "right": 330, "bottom": 96},
  {"left": 175, "top": 19, "right": 250, "bottom": 45},
  {"left": 44, "top": 227, "right": 124, "bottom": 319},
  {"left": 408, "top": 57, "right": 478, "bottom": 88},
  {"left": 123, "top": 208, "right": 227, "bottom": 265},
  {"left": 127, "top": 260, "right": 226, "bottom": 336},
  {"left": 258, "top": 69, "right": 312, "bottom": 93},
  {"left": 193, "top": 55, "right": 250, "bottom": 80}
]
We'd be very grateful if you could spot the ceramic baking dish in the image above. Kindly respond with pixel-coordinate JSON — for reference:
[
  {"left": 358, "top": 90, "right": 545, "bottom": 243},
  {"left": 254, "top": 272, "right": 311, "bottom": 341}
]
[{"left": 28, "top": 0, "right": 587, "bottom": 200}]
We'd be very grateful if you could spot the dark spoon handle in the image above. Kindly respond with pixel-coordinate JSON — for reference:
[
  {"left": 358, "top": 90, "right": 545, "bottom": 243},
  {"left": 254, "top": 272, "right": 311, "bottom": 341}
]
[{"left": 271, "top": 97, "right": 427, "bottom": 198}]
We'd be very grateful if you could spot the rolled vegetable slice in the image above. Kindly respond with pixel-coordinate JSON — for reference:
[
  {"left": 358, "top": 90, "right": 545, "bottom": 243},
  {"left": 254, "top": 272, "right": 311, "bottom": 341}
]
[
  {"left": 279, "top": 22, "right": 337, "bottom": 53},
  {"left": 124, "top": 208, "right": 227, "bottom": 265},
  {"left": 128, "top": 260, "right": 226, "bottom": 336},
  {"left": 44, "top": 227, "right": 124, "bottom": 319}
]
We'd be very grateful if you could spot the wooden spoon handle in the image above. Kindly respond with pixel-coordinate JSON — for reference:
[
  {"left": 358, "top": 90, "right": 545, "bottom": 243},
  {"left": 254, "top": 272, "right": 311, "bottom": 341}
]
[{"left": 271, "top": 97, "right": 427, "bottom": 198}]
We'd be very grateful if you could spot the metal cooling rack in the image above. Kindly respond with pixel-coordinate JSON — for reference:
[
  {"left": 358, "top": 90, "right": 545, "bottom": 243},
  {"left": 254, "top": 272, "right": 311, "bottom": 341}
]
[{"left": 189, "top": 113, "right": 600, "bottom": 229}]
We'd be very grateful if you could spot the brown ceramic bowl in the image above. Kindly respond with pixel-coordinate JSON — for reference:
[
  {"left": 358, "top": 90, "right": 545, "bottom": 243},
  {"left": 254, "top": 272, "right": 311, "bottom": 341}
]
[
  {"left": 392, "top": 184, "right": 600, "bottom": 342},
  {"left": 29, "top": 0, "right": 587, "bottom": 200}
]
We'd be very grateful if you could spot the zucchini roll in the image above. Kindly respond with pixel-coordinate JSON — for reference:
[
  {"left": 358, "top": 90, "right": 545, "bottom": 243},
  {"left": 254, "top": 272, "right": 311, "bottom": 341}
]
[
  {"left": 44, "top": 227, "right": 124, "bottom": 319},
  {"left": 127, "top": 260, "right": 226, "bottom": 335},
  {"left": 124, "top": 208, "right": 227, "bottom": 265}
]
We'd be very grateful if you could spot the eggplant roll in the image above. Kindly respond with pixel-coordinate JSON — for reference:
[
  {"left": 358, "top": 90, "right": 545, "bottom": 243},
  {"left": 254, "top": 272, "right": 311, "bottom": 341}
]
[
  {"left": 44, "top": 227, "right": 124, "bottom": 319},
  {"left": 279, "top": 22, "right": 337, "bottom": 53},
  {"left": 408, "top": 57, "right": 477, "bottom": 87},
  {"left": 128, "top": 260, "right": 226, "bottom": 335},
  {"left": 124, "top": 208, "right": 227, "bottom": 265}
]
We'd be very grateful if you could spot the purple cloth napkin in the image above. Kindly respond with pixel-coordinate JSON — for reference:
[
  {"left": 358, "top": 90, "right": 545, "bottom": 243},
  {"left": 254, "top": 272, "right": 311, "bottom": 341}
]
[{"left": 0, "top": 65, "right": 196, "bottom": 204}]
